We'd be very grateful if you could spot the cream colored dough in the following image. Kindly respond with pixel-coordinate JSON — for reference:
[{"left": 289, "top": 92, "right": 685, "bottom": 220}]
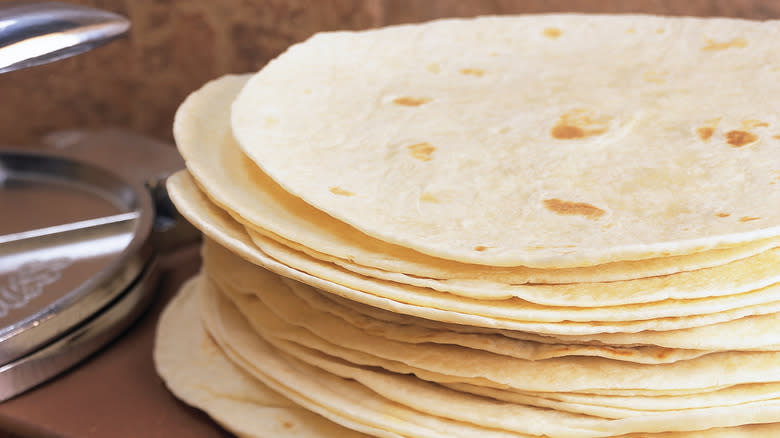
[
  {"left": 232, "top": 15, "right": 780, "bottom": 267},
  {"left": 152, "top": 276, "right": 371, "bottom": 438},
  {"left": 203, "top": 278, "right": 780, "bottom": 437},
  {"left": 174, "top": 74, "right": 780, "bottom": 296}
]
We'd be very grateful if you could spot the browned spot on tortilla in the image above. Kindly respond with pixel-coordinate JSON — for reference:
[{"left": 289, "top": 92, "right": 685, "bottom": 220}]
[
  {"left": 551, "top": 109, "right": 611, "bottom": 140},
  {"left": 656, "top": 28, "right": 665, "bottom": 34},
  {"left": 626, "top": 28, "right": 635, "bottom": 34},
  {"left": 408, "top": 142, "right": 435, "bottom": 161},
  {"left": 726, "top": 130, "right": 759, "bottom": 148},
  {"left": 602, "top": 346, "right": 635, "bottom": 357},
  {"left": 773, "top": 134, "right": 780, "bottom": 139},
  {"left": 696, "top": 118, "right": 720, "bottom": 141},
  {"left": 393, "top": 96, "right": 431, "bottom": 106},
  {"left": 283, "top": 421, "right": 294, "bottom": 429},
  {"left": 474, "top": 245, "right": 490, "bottom": 252},
  {"left": 697, "top": 127, "right": 715, "bottom": 141},
  {"left": 460, "top": 68, "right": 484, "bottom": 77},
  {"left": 543, "top": 27, "right": 562, "bottom": 38},
  {"left": 716, "top": 212, "right": 731, "bottom": 218},
  {"left": 489, "top": 52, "right": 499, "bottom": 56},
  {"left": 548, "top": 345, "right": 574, "bottom": 355},
  {"left": 702, "top": 37, "right": 747, "bottom": 51},
  {"left": 740, "top": 216, "right": 760, "bottom": 222},
  {"left": 420, "top": 192, "right": 439, "bottom": 203},
  {"left": 742, "top": 120, "right": 769, "bottom": 129},
  {"left": 643, "top": 71, "right": 668, "bottom": 84},
  {"left": 329, "top": 187, "right": 355, "bottom": 196},
  {"left": 544, "top": 198, "right": 605, "bottom": 220},
  {"left": 264, "top": 116, "right": 279, "bottom": 127},
  {"left": 552, "top": 125, "right": 586, "bottom": 139},
  {"left": 426, "top": 63, "right": 441, "bottom": 73}
]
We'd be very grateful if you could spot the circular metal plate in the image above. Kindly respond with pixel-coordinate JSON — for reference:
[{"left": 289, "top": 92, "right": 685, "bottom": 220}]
[{"left": 0, "top": 150, "right": 154, "bottom": 366}]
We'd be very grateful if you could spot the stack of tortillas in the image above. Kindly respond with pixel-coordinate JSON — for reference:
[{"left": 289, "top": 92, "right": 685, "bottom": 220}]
[{"left": 154, "top": 14, "right": 780, "bottom": 437}]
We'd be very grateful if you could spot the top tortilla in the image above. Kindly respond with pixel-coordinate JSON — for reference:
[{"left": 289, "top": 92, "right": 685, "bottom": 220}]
[{"left": 232, "top": 14, "right": 780, "bottom": 267}]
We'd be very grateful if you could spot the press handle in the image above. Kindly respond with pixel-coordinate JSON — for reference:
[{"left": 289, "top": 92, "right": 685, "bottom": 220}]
[{"left": 0, "top": 1, "right": 130, "bottom": 74}]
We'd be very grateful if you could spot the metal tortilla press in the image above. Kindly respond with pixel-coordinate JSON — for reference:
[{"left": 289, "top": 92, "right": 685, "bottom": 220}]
[{"left": 0, "top": 1, "right": 195, "bottom": 401}]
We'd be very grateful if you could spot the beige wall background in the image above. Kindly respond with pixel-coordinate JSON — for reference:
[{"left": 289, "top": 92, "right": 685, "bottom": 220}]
[{"left": 1, "top": 0, "right": 778, "bottom": 145}]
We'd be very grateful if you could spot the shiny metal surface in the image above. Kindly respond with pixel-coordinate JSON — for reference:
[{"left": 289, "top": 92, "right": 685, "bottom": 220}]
[
  {"left": 0, "top": 151, "right": 154, "bottom": 366},
  {"left": 0, "top": 256, "right": 158, "bottom": 402},
  {"left": 0, "top": 1, "right": 130, "bottom": 74},
  {"left": 0, "top": 211, "right": 139, "bottom": 246}
]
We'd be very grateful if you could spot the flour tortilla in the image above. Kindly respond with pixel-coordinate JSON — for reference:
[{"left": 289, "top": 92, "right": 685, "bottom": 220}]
[
  {"left": 268, "top": 335, "right": 780, "bottom": 436},
  {"left": 313, "top": 285, "right": 780, "bottom": 351},
  {"left": 155, "top": 273, "right": 780, "bottom": 437},
  {"left": 232, "top": 14, "right": 780, "bottom": 267},
  {"left": 217, "top": 278, "right": 780, "bottom": 393},
  {"left": 248, "top": 228, "right": 780, "bottom": 321},
  {"left": 245, "top": 224, "right": 780, "bottom": 306},
  {"left": 152, "top": 276, "right": 370, "bottom": 438},
  {"left": 174, "top": 74, "right": 780, "bottom": 290},
  {"left": 273, "top": 276, "right": 780, "bottom": 354},
  {"left": 204, "top": 277, "right": 780, "bottom": 437},
  {"left": 209, "top": 233, "right": 780, "bottom": 334},
  {"left": 447, "top": 382, "right": 780, "bottom": 418},
  {"left": 168, "top": 171, "right": 780, "bottom": 345},
  {"left": 163, "top": 12, "right": 780, "bottom": 438},
  {"left": 201, "top": 274, "right": 527, "bottom": 438},
  {"left": 168, "top": 169, "right": 780, "bottom": 335},
  {"left": 212, "top": 266, "right": 709, "bottom": 364}
]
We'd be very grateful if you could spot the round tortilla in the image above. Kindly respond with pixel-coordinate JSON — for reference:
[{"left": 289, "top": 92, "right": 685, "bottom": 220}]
[
  {"left": 202, "top": 276, "right": 780, "bottom": 437},
  {"left": 207, "top": 232, "right": 780, "bottom": 334},
  {"left": 232, "top": 15, "right": 780, "bottom": 267},
  {"left": 152, "top": 276, "right": 370, "bottom": 438},
  {"left": 168, "top": 170, "right": 780, "bottom": 335},
  {"left": 215, "top": 277, "right": 780, "bottom": 394},
  {"left": 174, "top": 73, "right": 780, "bottom": 291}
]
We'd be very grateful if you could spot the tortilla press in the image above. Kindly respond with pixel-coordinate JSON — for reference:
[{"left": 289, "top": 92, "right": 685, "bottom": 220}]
[{"left": 0, "top": 2, "right": 196, "bottom": 400}]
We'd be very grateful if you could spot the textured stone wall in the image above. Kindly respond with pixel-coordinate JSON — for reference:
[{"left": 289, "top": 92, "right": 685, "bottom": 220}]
[{"left": 1, "top": 0, "right": 778, "bottom": 145}]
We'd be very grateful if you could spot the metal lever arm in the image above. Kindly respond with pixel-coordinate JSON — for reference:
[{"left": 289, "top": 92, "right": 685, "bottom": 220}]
[{"left": 0, "top": 1, "right": 130, "bottom": 74}]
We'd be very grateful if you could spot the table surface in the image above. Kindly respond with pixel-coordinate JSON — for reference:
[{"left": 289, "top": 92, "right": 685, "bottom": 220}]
[{"left": 0, "top": 130, "right": 231, "bottom": 438}]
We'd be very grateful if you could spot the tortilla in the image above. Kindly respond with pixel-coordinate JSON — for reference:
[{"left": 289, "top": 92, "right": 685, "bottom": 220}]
[
  {"left": 245, "top": 224, "right": 780, "bottom": 306},
  {"left": 203, "top": 276, "right": 780, "bottom": 436},
  {"left": 152, "top": 276, "right": 370, "bottom": 438},
  {"left": 447, "top": 382, "right": 780, "bottom": 419},
  {"left": 212, "top": 267, "right": 709, "bottom": 364},
  {"left": 232, "top": 15, "right": 780, "bottom": 267},
  {"left": 169, "top": 171, "right": 780, "bottom": 348},
  {"left": 207, "top": 234, "right": 780, "bottom": 334},
  {"left": 160, "top": 13, "right": 780, "bottom": 438},
  {"left": 216, "top": 277, "right": 780, "bottom": 393},
  {"left": 174, "top": 73, "right": 780, "bottom": 292}
]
